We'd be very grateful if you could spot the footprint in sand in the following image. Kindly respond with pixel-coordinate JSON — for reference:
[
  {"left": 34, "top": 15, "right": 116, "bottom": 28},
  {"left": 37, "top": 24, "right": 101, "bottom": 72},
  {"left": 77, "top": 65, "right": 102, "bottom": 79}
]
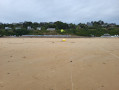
[
  {"left": 22, "top": 56, "right": 26, "bottom": 59},
  {"left": 0, "top": 85, "right": 4, "bottom": 88},
  {"left": 101, "top": 85, "right": 104, "bottom": 88},
  {"left": 49, "top": 89, "right": 54, "bottom": 90},
  {"left": 102, "top": 62, "right": 106, "bottom": 64},
  {"left": 7, "top": 73, "right": 10, "bottom": 75},
  {"left": 0, "top": 82, "right": 4, "bottom": 88},
  {"left": 8, "top": 60, "right": 13, "bottom": 62},
  {"left": 10, "top": 56, "right": 13, "bottom": 58},
  {"left": 71, "top": 42, "right": 75, "bottom": 43},
  {"left": 96, "top": 85, "right": 105, "bottom": 90},
  {"left": 52, "top": 42, "right": 55, "bottom": 43},
  {"left": 32, "top": 76, "right": 39, "bottom": 80}
]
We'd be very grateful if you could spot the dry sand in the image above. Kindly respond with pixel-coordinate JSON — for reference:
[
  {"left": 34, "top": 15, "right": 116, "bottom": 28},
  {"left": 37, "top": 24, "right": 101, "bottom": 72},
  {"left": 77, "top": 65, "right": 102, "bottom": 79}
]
[{"left": 0, "top": 38, "right": 119, "bottom": 90}]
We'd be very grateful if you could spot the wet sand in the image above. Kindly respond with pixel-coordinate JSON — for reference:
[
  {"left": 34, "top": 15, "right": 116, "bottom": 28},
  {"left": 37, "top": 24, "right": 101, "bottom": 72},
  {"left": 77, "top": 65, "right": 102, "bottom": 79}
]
[{"left": 0, "top": 38, "right": 119, "bottom": 90}]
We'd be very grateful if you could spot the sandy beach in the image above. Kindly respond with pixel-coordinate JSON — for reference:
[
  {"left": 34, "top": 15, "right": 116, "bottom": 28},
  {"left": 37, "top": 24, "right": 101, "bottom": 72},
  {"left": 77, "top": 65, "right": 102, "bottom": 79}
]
[{"left": 0, "top": 38, "right": 119, "bottom": 90}]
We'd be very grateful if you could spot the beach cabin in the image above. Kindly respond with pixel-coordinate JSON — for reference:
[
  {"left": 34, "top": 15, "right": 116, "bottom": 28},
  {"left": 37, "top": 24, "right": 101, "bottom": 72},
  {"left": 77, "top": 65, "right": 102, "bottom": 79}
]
[
  {"left": 47, "top": 28, "right": 55, "bottom": 31},
  {"left": 37, "top": 27, "right": 41, "bottom": 30},
  {"left": 101, "top": 33, "right": 111, "bottom": 37},
  {"left": 87, "top": 22, "right": 93, "bottom": 26},
  {"left": 5, "top": 27, "right": 12, "bottom": 30},
  {"left": 15, "top": 27, "right": 21, "bottom": 30},
  {"left": 109, "top": 23, "right": 116, "bottom": 27},
  {"left": 27, "top": 26, "right": 32, "bottom": 30},
  {"left": 101, "top": 24, "right": 108, "bottom": 27}
]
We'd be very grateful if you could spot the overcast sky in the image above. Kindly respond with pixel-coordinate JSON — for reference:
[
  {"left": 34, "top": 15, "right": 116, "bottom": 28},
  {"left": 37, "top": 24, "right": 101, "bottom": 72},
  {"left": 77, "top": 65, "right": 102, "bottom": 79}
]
[{"left": 0, "top": 0, "right": 119, "bottom": 24}]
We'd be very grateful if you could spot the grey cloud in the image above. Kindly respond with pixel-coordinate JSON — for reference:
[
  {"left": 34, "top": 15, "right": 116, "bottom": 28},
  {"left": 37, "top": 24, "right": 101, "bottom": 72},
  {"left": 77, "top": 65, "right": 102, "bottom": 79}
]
[{"left": 0, "top": 0, "right": 119, "bottom": 24}]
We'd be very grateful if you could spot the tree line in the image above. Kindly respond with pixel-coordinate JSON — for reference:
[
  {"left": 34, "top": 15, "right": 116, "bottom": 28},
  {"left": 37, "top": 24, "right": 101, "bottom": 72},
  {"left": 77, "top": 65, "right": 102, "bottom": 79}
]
[{"left": 0, "top": 20, "right": 119, "bottom": 37}]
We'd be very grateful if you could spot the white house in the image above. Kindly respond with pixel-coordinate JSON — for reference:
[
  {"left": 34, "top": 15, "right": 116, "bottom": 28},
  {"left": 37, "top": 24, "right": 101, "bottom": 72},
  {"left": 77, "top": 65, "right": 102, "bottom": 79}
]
[
  {"left": 87, "top": 22, "right": 93, "bottom": 26},
  {"left": 37, "top": 27, "right": 41, "bottom": 30},
  {"left": 101, "top": 24, "right": 108, "bottom": 27},
  {"left": 101, "top": 33, "right": 111, "bottom": 37},
  {"left": 27, "top": 26, "right": 32, "bottom": 30},
  {"left": 15, "top": 27, "right": 21, "bottom": 30},
  {"left": 47, "top": 28, "right": 55, "bottom": 31},
  {"left": 109, "top": 23, "right": 116, "bottom": 27},
  {"left": 5, "top": 27, "right": 12, "bottom": 30}
]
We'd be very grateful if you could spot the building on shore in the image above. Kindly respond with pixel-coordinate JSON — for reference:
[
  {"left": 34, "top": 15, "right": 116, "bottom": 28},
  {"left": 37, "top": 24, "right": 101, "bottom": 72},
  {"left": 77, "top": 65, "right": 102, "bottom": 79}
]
[
  {"left": 47, "top": 28, "right": 56, "bottom": 31},
  {"left": 27, "top": 26, "right": 32, "bottom": 30},
  {"left": 101, "top": 33, "right": 111, "bottom": 37},
  {"left": 87, "top": 22, "right": 93, "bottom": 26},
  {"left": 36, "top": 27, "right": 41, "bottom": 30},
  {"left": 15, "top": 27, "right": 21, "bottom": 30},
  {"left": 5, "top": 27, "right": 12, "bottom": 30}
]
